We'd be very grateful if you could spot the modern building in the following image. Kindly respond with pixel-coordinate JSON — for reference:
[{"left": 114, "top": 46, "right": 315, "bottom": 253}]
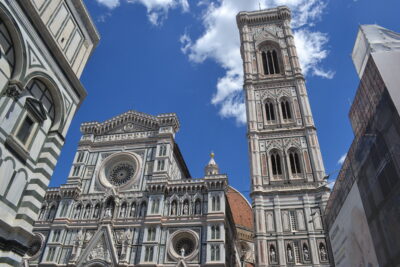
[
  {"left": 26, "top": 110, "right": 253, "bottom": 267},
  {"left": 236, "top": 7, "right": 332, "bottom": 266},
  {"left": 0, "top": 0, "right": 99, "bottom": 265},
  {"left": 325, "top": 25, "right": 400, "bottom": 267}
]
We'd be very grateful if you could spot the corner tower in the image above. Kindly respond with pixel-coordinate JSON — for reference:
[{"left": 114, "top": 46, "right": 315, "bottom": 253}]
[{"left": 237, "top": 7, "right": 331, "bottom": 266}]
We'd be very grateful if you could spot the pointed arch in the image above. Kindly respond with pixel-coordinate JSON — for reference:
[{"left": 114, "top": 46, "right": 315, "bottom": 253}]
[
  {"left": 258, "top": 41, "right": 283, "bottom": 76},
  {"left": 279, "top": 96, "right": 292, "bottom": 120},
  {"left": 288, "top": 147, "right": 302, "bottom": 176}
]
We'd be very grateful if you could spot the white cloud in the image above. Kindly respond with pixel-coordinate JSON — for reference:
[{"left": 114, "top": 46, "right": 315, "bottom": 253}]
[
  {"left": 96, "top": 0, "right": 189, "bottom": 25},
  {"left": 97, "top": 0, "right": 120, "bottom": 9},
  {"left": 181, "top": 0, "right": 333, "bottom": 124},
  {"left": 337, "top": 153, "right": 347, "bottom": 165}
]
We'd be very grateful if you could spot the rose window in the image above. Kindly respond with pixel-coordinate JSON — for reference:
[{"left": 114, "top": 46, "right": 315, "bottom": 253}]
[
  {"left": 98, "top": 152, "right": 141, "bottom": 189},
  {"left": 174, "top": 237, "right": 195, "bottom": 256},
  {"left": 168, "top": 230, "right": 199, "bottom": 260},
  {"left": 108, "top": 162, "right": 135, "bottom": 186}
]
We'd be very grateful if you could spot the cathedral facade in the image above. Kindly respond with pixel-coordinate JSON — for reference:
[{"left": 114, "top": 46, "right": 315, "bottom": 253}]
[
  {"left": 0, "top": 0, "right": 98, "bottom": 265},
  {"left": 27, "top": 111, "right": 254, "bottom": 266},
  {"left": 237, "top": 7, "right": 332, "bottom": 266}
]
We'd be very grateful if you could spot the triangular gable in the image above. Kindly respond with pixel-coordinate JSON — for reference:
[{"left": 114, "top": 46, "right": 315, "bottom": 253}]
[{"left": 77, "top": 225, "right": 119, "bottom": 267}]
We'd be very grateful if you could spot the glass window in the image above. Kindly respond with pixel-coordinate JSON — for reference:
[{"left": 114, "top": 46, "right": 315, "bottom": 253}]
[{"left": 16, "top": 115, "right": 34, "bottom": 145}]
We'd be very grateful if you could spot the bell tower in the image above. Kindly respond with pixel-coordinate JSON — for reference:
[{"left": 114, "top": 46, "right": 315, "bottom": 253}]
[{"left": 237, "top": 7, "right": 332, "bottom": 266}]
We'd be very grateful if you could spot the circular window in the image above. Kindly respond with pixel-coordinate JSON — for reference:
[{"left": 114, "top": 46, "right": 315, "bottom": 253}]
[
  {"left": 174, "top": 237, "right": 195, "bottom": 256},
  {"left": 98, "top": 152, "right": 141, "bottom": 189},
  {"left": 168, "top": 230, "right": 199, "bottom": 261},
  {"left": 108, "top": 162, "right": 135, "bottom": 186}
]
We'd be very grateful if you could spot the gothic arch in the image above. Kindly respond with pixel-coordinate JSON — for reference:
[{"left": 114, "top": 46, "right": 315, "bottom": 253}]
[
  {"left": 257, "top": 41, "right": 283, "bottom": 76},
  {"left": 287, "top": 147, "right": 303, "bottom": 177},
  {"left": 279, "top": 96, "right": 293, "bottom": 121}
]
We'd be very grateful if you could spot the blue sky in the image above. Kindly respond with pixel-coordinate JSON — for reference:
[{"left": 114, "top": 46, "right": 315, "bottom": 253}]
[{"left": 50, "top": 0, "right": 400, "bottom": 199}]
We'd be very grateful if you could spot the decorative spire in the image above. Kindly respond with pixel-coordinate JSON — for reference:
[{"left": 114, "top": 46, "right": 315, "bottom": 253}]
[{"left": 205, "top": 151, "right": 219, "bottom": 176}]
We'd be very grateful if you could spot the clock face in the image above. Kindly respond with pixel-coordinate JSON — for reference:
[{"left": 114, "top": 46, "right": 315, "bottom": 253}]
[{"left": 108, "top": 162, "right": 135, "bottom": 186}]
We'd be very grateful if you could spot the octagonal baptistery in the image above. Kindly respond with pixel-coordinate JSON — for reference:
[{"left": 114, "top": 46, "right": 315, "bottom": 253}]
[{"left": 27, "top": 110, "right": 247, "bottom": 267}]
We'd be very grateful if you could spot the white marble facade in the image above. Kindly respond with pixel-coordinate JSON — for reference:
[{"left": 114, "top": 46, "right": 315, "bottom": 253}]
[
  {"left": 28, "top": 111, "right": 239, "bottom": 266},
  {"left": 237, "top": 7, "right": 332, "bottom": 266},
  {"left": 0, "top": 0, "right": 98, "bottom": 266}
]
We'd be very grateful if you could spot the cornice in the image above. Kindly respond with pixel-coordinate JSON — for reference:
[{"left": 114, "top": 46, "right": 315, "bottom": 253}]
[
  {"left": 237, "top": 6, "right": 291, "bottom": 28},
  {"left": 80, "top": 110, "right": 180, "bottom": 135}
]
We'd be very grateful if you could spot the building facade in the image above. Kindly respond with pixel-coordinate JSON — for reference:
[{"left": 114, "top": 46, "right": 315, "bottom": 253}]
[
  {"left": 0, "top": 0, "right": 99, "bottom": 265},
  {"left": 27, "top": 110, "right": 250, "bottom": 267},
  {"left": 236, "top": 7, "right": 332, "bottom": 266},
  {"left": 325, "top": 25, "right": 400, "bottom": 267}
]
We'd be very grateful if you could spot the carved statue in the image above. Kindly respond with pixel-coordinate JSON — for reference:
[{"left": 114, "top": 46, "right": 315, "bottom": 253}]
[
  {"left": 171, "top": 202, "right": 177, "bottom": 215},
  {"left": 94, "top": 205, "right": 99, "bottom": 218},
  {"left": 195, "top": 201, "right": 201, "bottom": 214},
  {"left": 105, "top": 206, "right": 112, "bottom": 218},
  {"left": 303, "top": 245, "right": 310, "bottom": 261},
  {"left": 320, "top": 244, "right": 328, "bottom": 261},
  {"left": 287, "top": 246, "right": 293, "bottom": 262},
  {"left": 183, "top": 202, "right": 189, "bottom": 215},
  {"left": 270, "top": 246, "right": 277, "bottom": 263},
  {"left": 180, "top": 248, "right": 185, "bottom": 257},
  {"left": 131, "top": 205, "right": 136, "bottom": 217}
]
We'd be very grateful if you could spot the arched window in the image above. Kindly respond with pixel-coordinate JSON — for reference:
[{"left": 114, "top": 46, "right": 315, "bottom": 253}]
[
  {"left": 212, "top": 196, "right": 220, "bottom": 211},
  {"left": 144, "top": 246, "right": 154, "bottom": 262},
  {"left": 281, "top": 99, "right": 292, "bottom": 120},
  {"left": 265, "top": 101, "right": 275, "bottom": 121},
  {"left": 261, "top": 48, "right": 281, "bottom": 75},
  {"left": 151, "top": 199, "right": 159, "bottom": 214},
  {"left": 289, "top": 149, "right": 302, "bottom": 175},
  {"left": 270, "top": 150, "right": 282, "bottom": 175},
  {"left": 262, "top": 51, "right": 268, "bottom": 75},
  {"left": 272, "top": 50, "right": 280, "bottom": 73},
  {"left": 26, "top": 79, "right": 55, "bottom": 121},
  {"left": 147, "top": 228, "right": 156, "bottom": 241},
  {"left": 211, "top": 225, "right": 220, "bottom": 239}
]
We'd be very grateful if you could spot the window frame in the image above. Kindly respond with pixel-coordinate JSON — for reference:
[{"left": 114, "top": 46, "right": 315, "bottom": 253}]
[{"left": 11, "top": 110, "right": 39, "bottom": 151}]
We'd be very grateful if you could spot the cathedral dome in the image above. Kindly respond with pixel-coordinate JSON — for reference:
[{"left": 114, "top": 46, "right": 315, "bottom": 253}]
[{"left": 226, "top": 186, "right": 253, "bottom": 231}]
